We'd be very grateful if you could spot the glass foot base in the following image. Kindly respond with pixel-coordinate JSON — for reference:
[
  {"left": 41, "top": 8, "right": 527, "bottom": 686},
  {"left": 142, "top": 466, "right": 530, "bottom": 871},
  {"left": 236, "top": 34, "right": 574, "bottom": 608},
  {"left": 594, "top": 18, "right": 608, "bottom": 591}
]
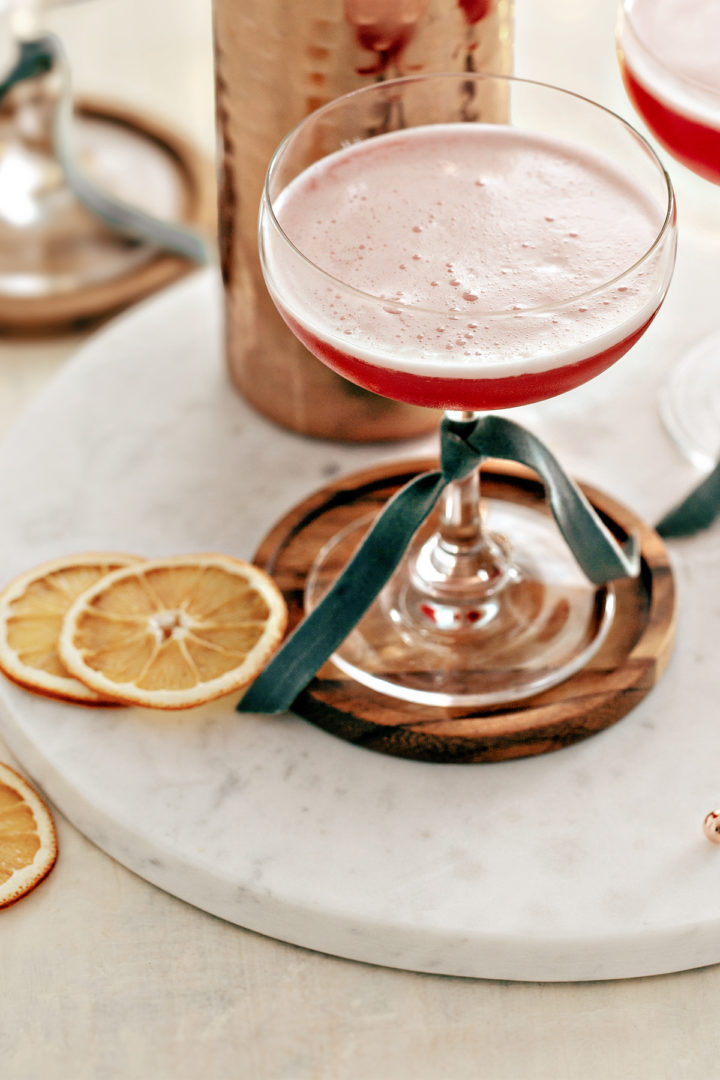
[
  {"left": 0, "top": 197, "right": 153, "bottom": 299},
  {"left": 0, "top": 105, "right": 187, "bottom": 301},
  {"left": 659, "top": 332, "right": 720, "bottom": 470},
  {"left": 305, "top": 496, "right": 614, "bottom": 708}
]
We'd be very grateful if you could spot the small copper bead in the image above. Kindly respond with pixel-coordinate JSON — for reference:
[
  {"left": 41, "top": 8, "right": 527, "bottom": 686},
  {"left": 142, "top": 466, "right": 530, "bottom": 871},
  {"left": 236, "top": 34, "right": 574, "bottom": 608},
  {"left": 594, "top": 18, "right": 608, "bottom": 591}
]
[{"left": 703, "top": 810, "right": 720, "bottom": 844}]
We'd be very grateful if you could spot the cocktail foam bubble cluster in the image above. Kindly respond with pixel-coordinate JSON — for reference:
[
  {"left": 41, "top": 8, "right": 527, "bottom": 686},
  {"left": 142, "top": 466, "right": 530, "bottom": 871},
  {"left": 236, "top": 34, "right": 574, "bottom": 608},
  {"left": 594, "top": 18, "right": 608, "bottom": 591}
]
[{"left": 263, "top": 124, "right": 669, "bottom": 386}]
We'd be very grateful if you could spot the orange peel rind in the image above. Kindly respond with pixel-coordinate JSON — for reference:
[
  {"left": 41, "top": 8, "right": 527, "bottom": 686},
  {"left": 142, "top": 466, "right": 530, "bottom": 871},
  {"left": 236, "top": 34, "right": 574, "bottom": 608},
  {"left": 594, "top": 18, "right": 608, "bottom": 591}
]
[
  {"left": 58, "top": 553, "right": 288, "bottom": 710},
  {"left": 0, "top": 552, "right": 142, "bottom": 704},
  {"left": 0, "top": 761, "right": 58, "bottom": 909}
]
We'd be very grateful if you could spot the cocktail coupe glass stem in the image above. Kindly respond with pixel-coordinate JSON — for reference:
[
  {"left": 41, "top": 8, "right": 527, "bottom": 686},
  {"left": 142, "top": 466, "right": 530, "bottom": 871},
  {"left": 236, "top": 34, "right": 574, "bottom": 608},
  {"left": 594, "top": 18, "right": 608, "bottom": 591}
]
[
  {"left": 260, "top": 72, "right": 676, "bottom": 708},
  {"left": 432, "top": 432, "right": 497, "bottom": 588},
  {"left": 2, "top": 26, "right": 65, "bottom": 226},
  {"left": 399, "top": 410, "right": 514, "bottom": 634}
]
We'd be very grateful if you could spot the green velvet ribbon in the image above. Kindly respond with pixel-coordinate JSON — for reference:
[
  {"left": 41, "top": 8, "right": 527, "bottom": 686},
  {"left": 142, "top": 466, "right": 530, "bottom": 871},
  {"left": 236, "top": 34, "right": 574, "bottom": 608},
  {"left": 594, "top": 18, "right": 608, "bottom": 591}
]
[
  {"left": 1, "top": 36, "right": 209, "bottom": 263},
  {"left": 238, "top": 414, "right": 639, "bottom": 715},
  {"left": 657, "top": 458, "right": 720, "bottom": 538},
  {"left": 0, "top": 39, "right": 54, "bottom": 99}
]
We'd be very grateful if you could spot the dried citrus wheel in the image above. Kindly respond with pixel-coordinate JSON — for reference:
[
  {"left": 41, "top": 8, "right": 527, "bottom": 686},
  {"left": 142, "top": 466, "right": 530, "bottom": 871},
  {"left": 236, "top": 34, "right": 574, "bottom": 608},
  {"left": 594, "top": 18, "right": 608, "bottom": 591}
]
[
  {"left": 0, "top": 761, "right": 58, "bottom": 909},
  {"left": 58, "top": 554, "right": 288, "bottom": 709},
  {"left": 0, "top": 552, "right": 141, "bottom": 703}
]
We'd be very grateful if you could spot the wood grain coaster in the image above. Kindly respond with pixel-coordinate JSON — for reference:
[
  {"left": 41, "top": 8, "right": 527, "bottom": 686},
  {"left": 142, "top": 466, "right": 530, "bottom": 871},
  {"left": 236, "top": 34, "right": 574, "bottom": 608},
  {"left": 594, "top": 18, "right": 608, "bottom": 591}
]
[
  {"left": 254, "top": 458, "right": 677, "bottom": 763},
  {"left": 0, "top": 98, "right": 216, "bottom": 333}
]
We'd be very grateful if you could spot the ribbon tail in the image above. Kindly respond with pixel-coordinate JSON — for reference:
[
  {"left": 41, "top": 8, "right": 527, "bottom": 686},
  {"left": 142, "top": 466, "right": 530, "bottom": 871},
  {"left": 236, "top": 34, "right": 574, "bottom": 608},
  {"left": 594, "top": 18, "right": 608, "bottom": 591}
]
[
  {"left": 238, "top": 469, "right": 447, "bottom": 714},
  {"left": 463, "top": 415, "right": 640, "bottom": 584},
  {"left": 0, "top": 39, "right": 54, "bottom": 101},
  {"left": 656, "top": 458, "right": 720, "bottom": 538}
]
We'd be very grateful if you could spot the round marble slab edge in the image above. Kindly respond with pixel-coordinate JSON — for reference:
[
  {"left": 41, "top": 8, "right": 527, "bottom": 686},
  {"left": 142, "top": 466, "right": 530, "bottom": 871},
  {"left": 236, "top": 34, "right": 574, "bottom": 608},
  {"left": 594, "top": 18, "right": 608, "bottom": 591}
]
[{"left": 0, "top": 268, "right": 718, "bottom": 983}]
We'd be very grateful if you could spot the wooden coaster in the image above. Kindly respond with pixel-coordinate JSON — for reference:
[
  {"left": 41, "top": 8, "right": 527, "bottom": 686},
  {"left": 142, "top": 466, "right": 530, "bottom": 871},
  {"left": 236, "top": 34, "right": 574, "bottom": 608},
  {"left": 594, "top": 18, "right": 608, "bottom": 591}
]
[
  {"left": 254, "top": 458, "right": 677, "bottom": 763},
  {"left": 0, "top": 98, "right": 216, "bottom": 333}
]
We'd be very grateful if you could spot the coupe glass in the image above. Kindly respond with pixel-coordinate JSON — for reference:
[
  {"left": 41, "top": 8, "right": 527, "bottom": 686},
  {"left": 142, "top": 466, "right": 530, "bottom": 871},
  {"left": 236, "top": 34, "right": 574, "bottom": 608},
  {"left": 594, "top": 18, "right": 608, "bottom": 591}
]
[
  {"left": 617, "top": 0, "right": 720, "bottom": 470},
  {"left": 0, "top": 0, "right": 155, "bottom": 303},
  {"left": 259, "top": 73, "right": 676, "bottom": 708}
]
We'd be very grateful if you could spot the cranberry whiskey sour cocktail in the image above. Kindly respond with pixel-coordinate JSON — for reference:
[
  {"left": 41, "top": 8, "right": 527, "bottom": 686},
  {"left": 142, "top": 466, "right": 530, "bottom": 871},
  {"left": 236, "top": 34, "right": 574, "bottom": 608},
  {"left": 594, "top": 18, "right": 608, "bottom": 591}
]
[
  {"left": 618, "top": 0, "right": 720, "bottom": 186},
  {"left": 618, "top": 0, "right": 720, "bottom": 468},
  {"left": 271, "top": 125, "right": 663, "bottom": 411},
  {"left": 259, "top": 74, "right": 677, "bottom": 707}
]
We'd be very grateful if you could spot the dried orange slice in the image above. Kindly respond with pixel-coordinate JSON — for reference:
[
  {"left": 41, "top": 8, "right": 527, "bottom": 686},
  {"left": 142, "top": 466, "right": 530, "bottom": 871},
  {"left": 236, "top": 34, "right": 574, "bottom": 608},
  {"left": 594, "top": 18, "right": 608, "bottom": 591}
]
[
  {"left": 58, "top": 554, "right": 288, "bottom": 709},
  {"left": 0, "top": 552, "right": 141, "bottom": 703},
  {"left": 0, "top": 761, "right": 58, "bottom": 909}
]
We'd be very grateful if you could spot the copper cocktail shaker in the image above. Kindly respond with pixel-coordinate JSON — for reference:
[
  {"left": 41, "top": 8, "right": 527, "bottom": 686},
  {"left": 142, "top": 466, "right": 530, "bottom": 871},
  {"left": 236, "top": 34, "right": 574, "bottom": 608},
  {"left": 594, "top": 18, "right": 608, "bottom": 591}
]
[{"left": 214, "top": 0, "right": 514, "bottom": 440}]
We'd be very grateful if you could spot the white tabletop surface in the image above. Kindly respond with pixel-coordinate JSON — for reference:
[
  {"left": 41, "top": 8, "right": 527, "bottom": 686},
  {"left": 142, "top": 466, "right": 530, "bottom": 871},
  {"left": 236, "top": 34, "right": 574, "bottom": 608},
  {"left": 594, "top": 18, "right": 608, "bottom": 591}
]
[{"left": 3, "top": 1, "right": 720, "bottom": 1077}]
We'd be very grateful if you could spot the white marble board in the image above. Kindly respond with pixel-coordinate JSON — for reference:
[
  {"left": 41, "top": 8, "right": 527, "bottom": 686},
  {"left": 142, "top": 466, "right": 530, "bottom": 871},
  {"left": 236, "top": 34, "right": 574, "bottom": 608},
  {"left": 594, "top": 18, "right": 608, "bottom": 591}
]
[{"left": 0, "top": 268, "right": 719, "bottom": 982}]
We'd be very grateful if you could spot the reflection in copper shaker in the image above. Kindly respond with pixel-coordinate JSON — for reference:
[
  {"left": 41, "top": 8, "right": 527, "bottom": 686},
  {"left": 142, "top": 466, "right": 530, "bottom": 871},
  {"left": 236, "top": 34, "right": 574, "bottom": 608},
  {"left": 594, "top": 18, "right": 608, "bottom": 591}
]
[{"left": 213, "top": 0, "right": 514, "bottom": 440}]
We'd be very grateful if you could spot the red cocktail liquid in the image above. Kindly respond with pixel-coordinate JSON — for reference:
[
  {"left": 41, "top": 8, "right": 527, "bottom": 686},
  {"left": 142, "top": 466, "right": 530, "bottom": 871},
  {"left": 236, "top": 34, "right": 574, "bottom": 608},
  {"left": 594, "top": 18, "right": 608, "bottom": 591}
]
[
  {"left": 621, "top": 65, "right": 720, "bottom": 186},
  {"left": 282, "top": 308, "right": 658, "bottom": 410},
  {"left": 265, "top": 123, "right": 668, "bottom": 411}
]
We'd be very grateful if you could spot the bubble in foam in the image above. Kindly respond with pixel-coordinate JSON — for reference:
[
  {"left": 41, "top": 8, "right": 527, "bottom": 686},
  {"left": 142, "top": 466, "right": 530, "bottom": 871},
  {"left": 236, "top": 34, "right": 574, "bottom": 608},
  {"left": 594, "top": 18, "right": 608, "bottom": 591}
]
[{"left": 272, "top": 122, "right": 663, "bottom": 380}]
